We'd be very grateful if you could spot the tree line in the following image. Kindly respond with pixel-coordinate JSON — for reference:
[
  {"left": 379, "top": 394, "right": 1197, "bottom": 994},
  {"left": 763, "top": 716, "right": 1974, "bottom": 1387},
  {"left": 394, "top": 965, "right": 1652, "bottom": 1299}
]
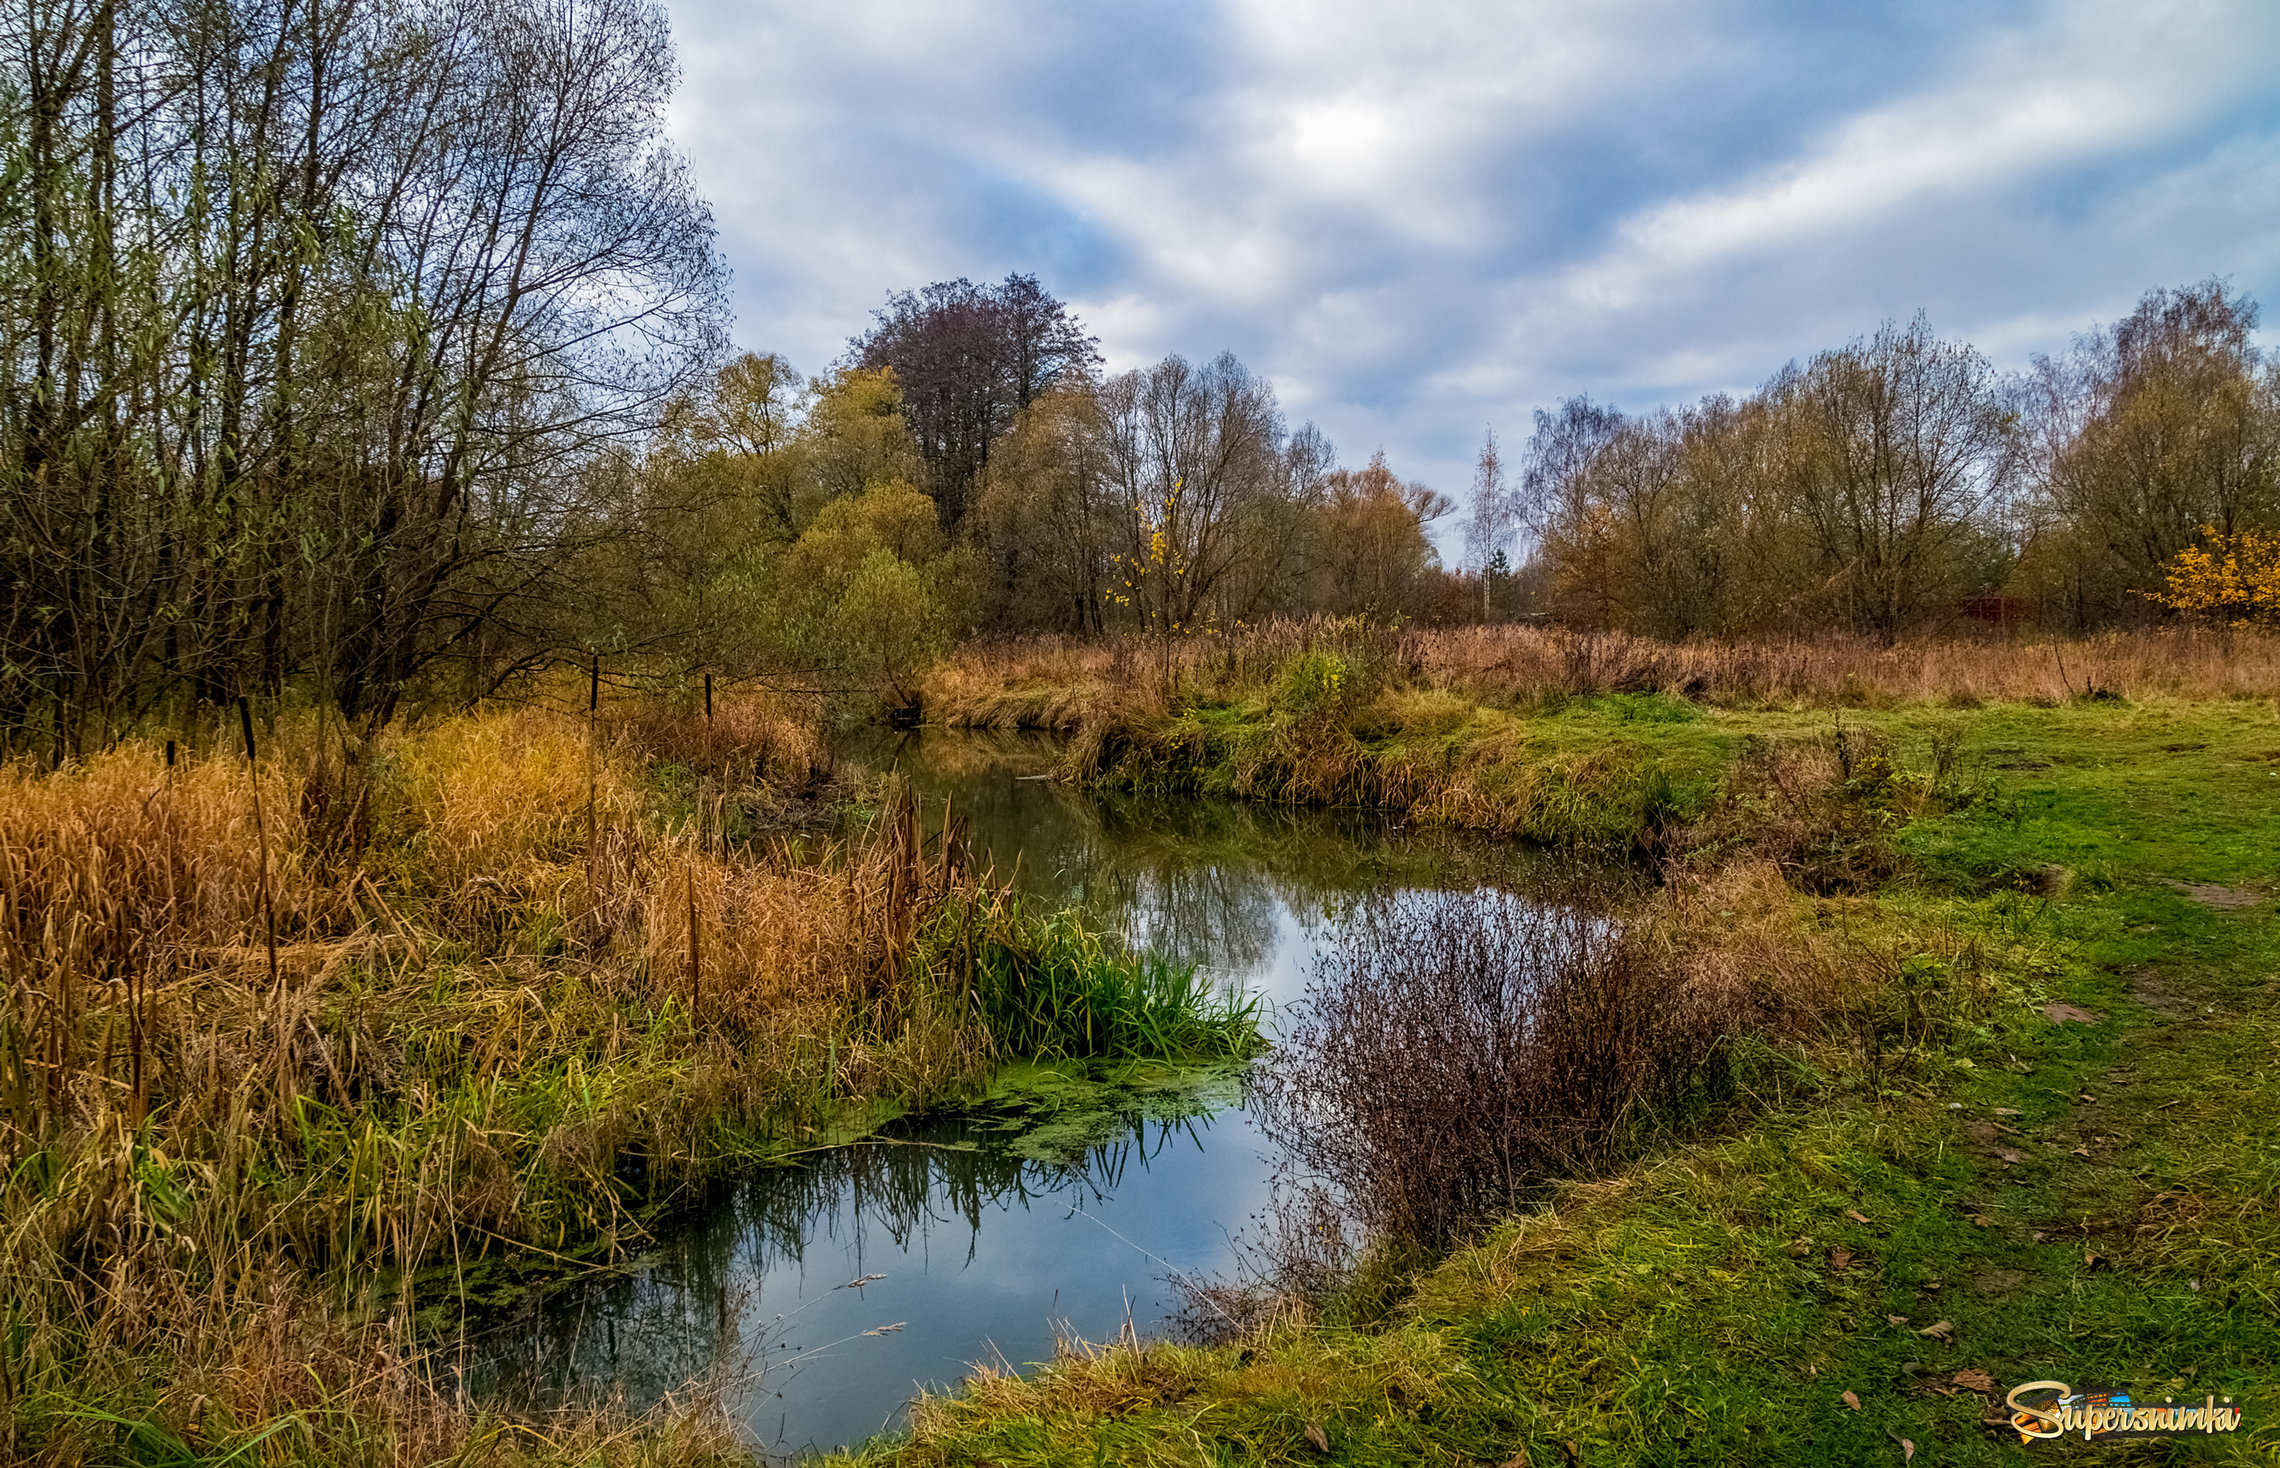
[
  {"left": 616, "top": 280, "right": 1460, "bottom": 705},
  {"left": 1489, "top": 281, "right": 2279, "bottom": 638}
]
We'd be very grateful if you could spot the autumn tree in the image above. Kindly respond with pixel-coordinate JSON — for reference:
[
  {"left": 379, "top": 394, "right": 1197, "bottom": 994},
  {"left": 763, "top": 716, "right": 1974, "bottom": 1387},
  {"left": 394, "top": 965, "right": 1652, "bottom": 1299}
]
[
  {"left": 1310, "top": 451, "right": 1453, "bottom": 619},
  {"left": 966, "top": 386, "right": 1117, "bottom": 633},
  {"left": 799, "top": 366, "right": 922, "bottom": 505},
  {"left": 2020, "top": 280, "right": 2280, "bottom": 625},
  {"left": 2144, "top": 528, "right": 2280, "bottom": 625},
  {"left": 848, "top": 273, "right": 1098, "bottom": 530}
]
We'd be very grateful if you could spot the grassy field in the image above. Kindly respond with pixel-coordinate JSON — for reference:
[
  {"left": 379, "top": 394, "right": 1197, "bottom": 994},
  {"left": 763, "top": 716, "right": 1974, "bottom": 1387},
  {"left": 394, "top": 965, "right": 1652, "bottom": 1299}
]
[
  {"left": 925, "top": 624, "right": 2280, "bottom": 856},
  {"left": 869, "top": 646, "right": 2280, "bottom": 1466}
]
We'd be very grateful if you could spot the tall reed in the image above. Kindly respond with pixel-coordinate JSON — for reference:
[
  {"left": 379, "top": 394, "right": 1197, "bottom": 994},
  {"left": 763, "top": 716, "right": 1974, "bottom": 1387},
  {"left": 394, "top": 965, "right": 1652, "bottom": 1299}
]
[{"left": 938, "top": 899, "right": 1261, "bottom": 1061}]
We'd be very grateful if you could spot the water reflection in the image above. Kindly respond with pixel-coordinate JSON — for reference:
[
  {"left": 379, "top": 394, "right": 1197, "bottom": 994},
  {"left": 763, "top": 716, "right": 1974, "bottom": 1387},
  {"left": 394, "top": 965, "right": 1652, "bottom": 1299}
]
[
  {"left": 477, "top": 1105, "right": 1275, "bottom": 1460},
  {"left": 846, "top": 728, "right": 1570, "bottom": 1008}
]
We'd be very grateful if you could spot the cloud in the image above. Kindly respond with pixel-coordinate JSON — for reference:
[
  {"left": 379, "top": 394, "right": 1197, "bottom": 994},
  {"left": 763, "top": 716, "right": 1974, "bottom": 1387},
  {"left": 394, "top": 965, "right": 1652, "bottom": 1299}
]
[{"left": 663, "top": 0, "right": 2280, "bottom": 506}]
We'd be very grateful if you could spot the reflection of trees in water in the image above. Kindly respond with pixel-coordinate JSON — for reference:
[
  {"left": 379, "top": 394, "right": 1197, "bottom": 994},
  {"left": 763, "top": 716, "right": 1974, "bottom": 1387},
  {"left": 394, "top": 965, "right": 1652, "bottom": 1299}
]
[
  {"left": 473, "top": 1109, "right": 1206, "bottom": 1427},
  {"left": 849, "top": 729, "right": 1622, "bottom": 979}
]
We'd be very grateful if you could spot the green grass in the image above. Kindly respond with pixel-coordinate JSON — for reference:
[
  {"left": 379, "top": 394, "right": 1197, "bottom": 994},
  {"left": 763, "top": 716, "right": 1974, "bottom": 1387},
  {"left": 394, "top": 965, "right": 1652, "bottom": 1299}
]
[
  {"left": 860, "top": 695, "right": 2280, "bottom": 1465},
  {"left": 1069, "top": 693, "right": 1737, "bottom": 852},
  {"left": 944, "top": 899, "right": 1263, "bottom": 1062}
]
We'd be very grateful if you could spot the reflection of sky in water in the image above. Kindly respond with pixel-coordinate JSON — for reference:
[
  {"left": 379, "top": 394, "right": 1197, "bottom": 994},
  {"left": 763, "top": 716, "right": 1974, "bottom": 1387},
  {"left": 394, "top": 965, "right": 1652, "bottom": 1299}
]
[
  {"left": 482, "top": 731, "right": 1568, "bottom": 1459},
  {"left": 860, "top": 729, "right": 1548, "bottom": 1016},
  {"left": 479, "top": 1109, "right": 1278, "bottom": 1460}
]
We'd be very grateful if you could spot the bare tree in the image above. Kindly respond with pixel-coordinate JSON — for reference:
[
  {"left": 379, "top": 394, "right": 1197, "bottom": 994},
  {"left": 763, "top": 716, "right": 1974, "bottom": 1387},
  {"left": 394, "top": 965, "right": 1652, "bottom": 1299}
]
[
  {"left": 1518, "top": 396, "right": 1625, "bottom": 628},
  {"left": 848, "top": 272, "right": 1098, "bottom": 529},
  {"left": 1096, "top": 352, "right": 1288, "bottom": 642},
  {"left": 0, "top": 0, "right": 728, "bottom": 745},
  {"left": 2023, "top": 280, "right": 2279, "bottom": 624},
  {"left": 1765, "top": 315, "right": 2016, "bottom": 636},
  {"left": 1462, "top": 426, "right": 1509, "bottom": 617}
]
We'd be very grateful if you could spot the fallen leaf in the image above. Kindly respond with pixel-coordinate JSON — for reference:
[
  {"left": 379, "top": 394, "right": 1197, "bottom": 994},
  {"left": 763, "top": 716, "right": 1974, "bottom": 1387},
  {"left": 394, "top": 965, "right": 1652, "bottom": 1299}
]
[
  {"left": 1917, "top": 1320, "right": 1955, "bottom": 1340},
  {"left": 2032, "top": 1230, "right": 2049, "bottom": 1243},
  {"left": 1997, "top": 1149, "right": 2024, "bottom": 1165},
  {"left": 1500, "top": 1452, "right": 1529, "bottom": 1468},
  {"left": 1842, "top": 1390, "right": 1861, "bottom": 1411},
  {"left": 2041, "top": 1003, "right": 2100, "bottom": 1025},
  {"left": 2084, "top": 1250, "right": 2108, "bottom": 1270},
  {"left": 1845, "top": 1208, "right": 1872, "bottom": 1224},
  {"left": 1887, "top": 1314, "right": 1909, "bottom": 1326},
  {"left": 1993, "top": 1107, "right": 2022, "bottom": 1117},
  {"left": 1954, "top": 1368, "right": 1996, "bottom": 1392},
  {"left": 2071, "top": 1146, "right": 2090, "bottom": 1157},
  {"left": 1305, "top": 1422, "right": 1329, "bottom": 1453},
  {"left": 1829, "top": 1247, "right": 1854, "bottom": 1270},
  {"left": 1901, "top": 1438, "right": 1916, "bottom": 1462},
  {"left": 2079, "top": 1093, "right": 2097, "bottom": 1102}
]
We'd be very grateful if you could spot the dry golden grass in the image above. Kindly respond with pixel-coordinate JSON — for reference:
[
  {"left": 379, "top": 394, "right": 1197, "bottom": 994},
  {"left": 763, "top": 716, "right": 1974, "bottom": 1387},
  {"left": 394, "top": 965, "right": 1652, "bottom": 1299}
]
[
  {"left": 1411, "top": 622, "right": 2280, "bottom": 705},
  {"left": 0, "top": 677, "right": 1258, "bottom": 1463},
  {"left": 927, "top": 621, "right": 2280, "bottom": 724},
  {"left": 0, "top": 693, "right": 998, "bottom": 1465}
]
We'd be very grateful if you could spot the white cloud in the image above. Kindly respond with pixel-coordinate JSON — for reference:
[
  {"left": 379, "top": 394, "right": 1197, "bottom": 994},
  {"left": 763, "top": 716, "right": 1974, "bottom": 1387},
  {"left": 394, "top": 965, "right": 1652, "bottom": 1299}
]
[{"left": 661, "top": 0, "right": 2280, "bottom": 500}]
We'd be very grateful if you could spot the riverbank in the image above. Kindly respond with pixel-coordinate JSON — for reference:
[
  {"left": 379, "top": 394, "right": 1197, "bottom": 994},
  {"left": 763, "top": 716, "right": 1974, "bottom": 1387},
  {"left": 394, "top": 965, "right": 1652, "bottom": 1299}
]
[
  {"left": 0, "top": 699, "right": 1255, "bottom": 1464},
  {"left": 925, "top": 627, "right": 2280, "bottom": 859},
  {"left": 873, "top": 641, "right": 2280, "bottom": 1463}
]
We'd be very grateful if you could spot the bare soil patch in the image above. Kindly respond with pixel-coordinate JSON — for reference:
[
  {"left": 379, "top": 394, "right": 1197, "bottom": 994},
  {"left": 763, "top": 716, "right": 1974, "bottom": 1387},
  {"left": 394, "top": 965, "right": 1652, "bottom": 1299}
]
[{"left": 2165, "top": 879, "right": 2265, "bottom": 910}]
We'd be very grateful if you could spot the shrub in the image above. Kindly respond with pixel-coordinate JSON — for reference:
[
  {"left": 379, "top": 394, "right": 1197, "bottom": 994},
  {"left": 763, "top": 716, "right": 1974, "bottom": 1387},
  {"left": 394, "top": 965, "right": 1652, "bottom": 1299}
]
[{"left": 1248, "top": 891, "right": 1730, "bottom": 1250}]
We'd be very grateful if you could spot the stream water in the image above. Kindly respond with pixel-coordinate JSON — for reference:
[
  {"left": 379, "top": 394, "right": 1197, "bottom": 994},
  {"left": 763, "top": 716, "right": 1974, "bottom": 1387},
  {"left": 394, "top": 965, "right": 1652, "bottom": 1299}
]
[{"left": 474, "top": 731, "right": 1570, "bottom": 1460}]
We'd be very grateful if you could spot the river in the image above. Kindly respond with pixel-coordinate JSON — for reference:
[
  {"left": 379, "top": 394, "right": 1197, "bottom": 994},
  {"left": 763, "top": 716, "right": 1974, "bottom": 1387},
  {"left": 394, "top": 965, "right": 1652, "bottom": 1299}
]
[{"left": 472, "top": 730, "right": 1572, "bottom": 1460}]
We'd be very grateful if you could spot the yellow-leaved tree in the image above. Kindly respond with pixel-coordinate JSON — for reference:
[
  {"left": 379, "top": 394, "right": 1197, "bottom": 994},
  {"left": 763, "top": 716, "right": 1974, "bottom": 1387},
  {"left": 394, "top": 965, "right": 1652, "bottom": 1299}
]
[{"left": 2144, "top": 528, "right": 2280, "bottom": 625}]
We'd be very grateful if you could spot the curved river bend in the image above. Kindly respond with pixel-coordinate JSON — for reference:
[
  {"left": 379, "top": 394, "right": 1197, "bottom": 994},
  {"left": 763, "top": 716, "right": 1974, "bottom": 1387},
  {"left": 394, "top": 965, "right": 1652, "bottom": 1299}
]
[{"left": 473, "top": 731, "right": 1578, "bottom": 1460}]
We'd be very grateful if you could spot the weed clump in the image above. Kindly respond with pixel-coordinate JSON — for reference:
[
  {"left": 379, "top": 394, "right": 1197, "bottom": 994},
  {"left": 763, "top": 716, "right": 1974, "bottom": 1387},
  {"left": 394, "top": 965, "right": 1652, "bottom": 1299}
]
[
  {"left": 1708, "top": 718, "right": 1992, "bottom": 892},
  {"left": 942, "top": 903, "right": 1260, "bottom": 1061},
  {"left": 1249, "top": 891, "right": 1731, "bottom": 1252}
]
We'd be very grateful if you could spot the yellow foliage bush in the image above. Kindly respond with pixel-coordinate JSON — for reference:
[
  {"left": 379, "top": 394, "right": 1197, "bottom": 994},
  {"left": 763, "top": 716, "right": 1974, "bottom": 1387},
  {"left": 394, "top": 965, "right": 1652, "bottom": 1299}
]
[{"left": 2145, "top": 527, "right": 2280, "bottom": 625}]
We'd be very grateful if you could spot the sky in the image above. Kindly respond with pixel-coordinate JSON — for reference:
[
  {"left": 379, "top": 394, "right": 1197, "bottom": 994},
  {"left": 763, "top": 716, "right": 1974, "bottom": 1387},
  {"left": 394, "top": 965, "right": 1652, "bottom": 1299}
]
[{"left": 661, "top": 0, "right": 2280, "bottom": 517}]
